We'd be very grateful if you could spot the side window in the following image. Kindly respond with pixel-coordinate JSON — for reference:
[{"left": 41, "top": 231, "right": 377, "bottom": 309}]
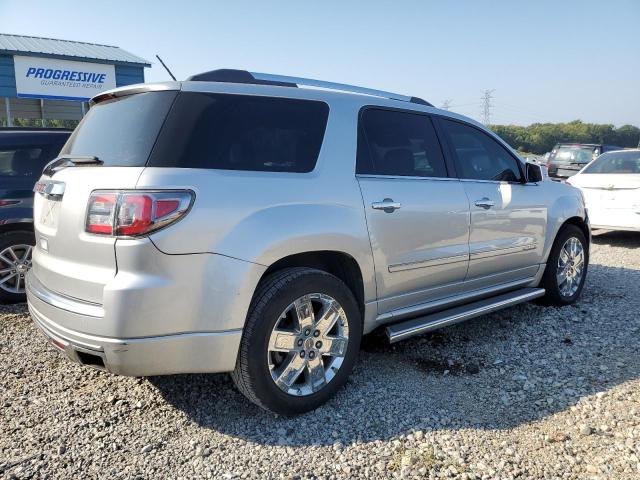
[
  {"left": 439, "top": 118, "right": 523, "bottom": 182},
  {"left": 0, "top": 145, "right": 51, "bottom": 178},
  {"left": 357, "top": 109, "right": 447, "bottom": 178},
  {"left": 150, "top": 93, "right": 329, "bottom": 172}
]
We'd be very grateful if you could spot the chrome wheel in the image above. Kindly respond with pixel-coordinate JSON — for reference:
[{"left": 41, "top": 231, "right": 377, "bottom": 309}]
[
  {"left": 0, "top": 244, "right": 32, "bottom": 294},
  {"left": 556, "top": 237, "right": 585, "bottom": 297},
  {"left": 268, "top": 293, "right": 349, "bottom": 397}
]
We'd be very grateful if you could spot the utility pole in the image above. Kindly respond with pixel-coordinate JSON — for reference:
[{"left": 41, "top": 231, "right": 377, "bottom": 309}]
[
  {"left": 481, "top": 89, "right": 495, "bottom": 125},
  {"left": 441, "top": 99, "right": 453, "bottom": 111}
]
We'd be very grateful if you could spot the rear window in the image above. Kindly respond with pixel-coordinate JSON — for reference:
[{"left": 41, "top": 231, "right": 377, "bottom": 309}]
[
  {"left": 148, "top": 92, "right": 329, "bottom": 172},
  {"left": 551, "top": 145, "right": 598, "bottom": 165},
  {"left": 60, "top": 91, "right": 178, "bottom": 166},
  {"left": 582, "top": 151, "right": 640, "bottom": 174}
]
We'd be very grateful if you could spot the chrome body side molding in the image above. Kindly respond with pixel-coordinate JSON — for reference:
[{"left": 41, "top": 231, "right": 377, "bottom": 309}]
[{"left": 388, "top": 254, "right": 468, "bottom": 273}]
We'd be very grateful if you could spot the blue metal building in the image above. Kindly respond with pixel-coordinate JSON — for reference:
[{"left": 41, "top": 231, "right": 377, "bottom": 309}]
[{"left": 0, "top": 33, "right": 150, "bottom": 126}]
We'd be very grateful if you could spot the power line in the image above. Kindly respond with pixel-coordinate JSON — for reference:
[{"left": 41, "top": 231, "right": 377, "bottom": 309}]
[
  {"left": 441, "top": 99, "right": 453, "bottom": 110},
  {"left": 481, "top": 89, "right": 495, "bottom": 125}
]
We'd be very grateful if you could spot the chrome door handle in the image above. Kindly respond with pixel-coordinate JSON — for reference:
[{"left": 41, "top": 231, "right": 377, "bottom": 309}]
[
  {"left": 372, "top": 198, "right": 402, "bottom": 213},
  {"left": 474, "top": 198, "right": 495, "bottom": 209}
]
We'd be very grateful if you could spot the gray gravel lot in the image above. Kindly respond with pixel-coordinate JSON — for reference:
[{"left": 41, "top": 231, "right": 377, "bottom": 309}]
[{"left": 1, "top": 231, "right": 639, "bottom": 479}]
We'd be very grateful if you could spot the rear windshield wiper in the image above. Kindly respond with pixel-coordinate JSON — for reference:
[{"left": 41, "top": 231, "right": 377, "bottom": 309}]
[
  {"left": 57, "top": 155, "right": 103, "bottom": 165},
  {"left": 43, "top": 155, "right": 103, "bottom": 177}
]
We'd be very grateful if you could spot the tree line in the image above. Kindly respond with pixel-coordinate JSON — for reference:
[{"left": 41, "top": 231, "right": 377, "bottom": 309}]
[{"left": 490, "top": 121, "right": 640, "bottom": 155}]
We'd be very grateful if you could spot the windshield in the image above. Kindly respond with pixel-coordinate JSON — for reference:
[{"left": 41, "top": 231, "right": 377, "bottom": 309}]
[
  {"left": 551, "top": 145, "right": 599, "bottom": 165},
  {"left": 60, "top": 91, "right": 177, "bottom": 166},
  {"left": 583, "top": 151, "right": 640, "bottom": 174}
]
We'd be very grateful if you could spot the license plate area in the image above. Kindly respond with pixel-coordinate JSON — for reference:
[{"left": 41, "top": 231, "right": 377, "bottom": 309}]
[{"left": 39, "top": 198, "right": 62, "bottom": 229}]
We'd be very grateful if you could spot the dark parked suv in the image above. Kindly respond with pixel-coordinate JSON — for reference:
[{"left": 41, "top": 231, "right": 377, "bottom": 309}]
[
  {"left": 0, "top": 128, "right": 71, "bottom": 302},
  {"left": 547, "top": 143, "right": 624, "bottom": 179}
]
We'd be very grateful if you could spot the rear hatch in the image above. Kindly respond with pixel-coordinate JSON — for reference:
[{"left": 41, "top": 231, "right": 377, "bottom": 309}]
[
  {"left": 32, "top": 88, "right": 178, "bottom": 304},
  {"left": 548, "top": 145, "right": 600, "bottom": 178}
]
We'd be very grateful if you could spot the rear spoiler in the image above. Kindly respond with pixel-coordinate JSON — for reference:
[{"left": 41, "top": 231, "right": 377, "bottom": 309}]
[{"left": 90, "top": 82, "right": 181, "bottom": 106}]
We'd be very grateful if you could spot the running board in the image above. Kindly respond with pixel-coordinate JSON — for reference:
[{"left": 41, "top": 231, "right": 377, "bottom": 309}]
[{"left": 385, "top": 287, "right": 545, "bottom": 343}]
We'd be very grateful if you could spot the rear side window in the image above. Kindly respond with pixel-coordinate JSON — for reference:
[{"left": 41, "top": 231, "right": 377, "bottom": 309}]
[
  {"left": 357, "top": 108, "right": 447, "bottom": 177},
  {"left": 0, "top": 145, "right": 58, "bottom": 178},
  {"left": 149, "top": 92, "right": 329, "bottom": 172},
  {"left": 60, "top": 91, "right": 178, "bottom": 167},
  {"left": 438, "top": 118, "right": 523, "bottom": 182}
]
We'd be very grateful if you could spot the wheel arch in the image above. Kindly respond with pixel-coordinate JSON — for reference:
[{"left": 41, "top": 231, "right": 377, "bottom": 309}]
[
  {"left": 260, "top": 250, "right": 367, "bottom": 319},
  {"left": 562, "top": 216, "right": 591, "bottom": 248},
  {"left": 0, "top": 221, "right": 34, "bottom": 236}
]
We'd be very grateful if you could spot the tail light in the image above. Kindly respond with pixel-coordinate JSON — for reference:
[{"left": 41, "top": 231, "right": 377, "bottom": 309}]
[{"left": 86, "top": 190, "right": 194, "bottom": 237}]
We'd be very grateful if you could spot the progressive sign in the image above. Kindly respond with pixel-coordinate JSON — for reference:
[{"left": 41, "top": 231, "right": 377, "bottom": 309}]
[{"left": 13, "top": 56, "right": 116, "bottom": 101}]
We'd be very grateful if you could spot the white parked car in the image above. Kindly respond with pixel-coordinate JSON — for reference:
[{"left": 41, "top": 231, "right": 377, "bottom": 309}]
[{"left": 568, "top": 149, "right": 640, "bottom": 232}]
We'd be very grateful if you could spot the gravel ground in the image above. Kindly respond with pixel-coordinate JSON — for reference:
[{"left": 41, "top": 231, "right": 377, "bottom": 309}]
[{"left": 1, "top": 231, "right": 639, "bottom": 479}]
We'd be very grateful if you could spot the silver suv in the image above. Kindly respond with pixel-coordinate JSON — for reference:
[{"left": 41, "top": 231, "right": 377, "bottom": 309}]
[{"left": 27, "top": 70, "right": 589, "bottom": 414}]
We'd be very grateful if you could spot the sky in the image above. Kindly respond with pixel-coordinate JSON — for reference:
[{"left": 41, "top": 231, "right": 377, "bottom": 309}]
[{"left": 1, "top": 0, "right": 638, "bottom": 126}]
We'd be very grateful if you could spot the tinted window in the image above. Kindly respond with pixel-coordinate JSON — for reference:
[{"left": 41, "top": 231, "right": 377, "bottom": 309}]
[
  {"left": 357, "top": 109, "right": 447, "bottom": 177},
  {"left": 583, "top": 151, "right": 640, "bottom": 174},
  {"left": 61, "top": 91, "right": 178, "bottom": 166},
  {"left": 551, "top": 145, "right": 597, "bottom": 165},
  {"left": 149, "top": 92, "right": 329, "bottom": 172},
  {"left": 439, "top": 119, "right": 522, "bottom": 182},
  {"left": 0, "top": 145, "right": 58, "bottom": 178}
]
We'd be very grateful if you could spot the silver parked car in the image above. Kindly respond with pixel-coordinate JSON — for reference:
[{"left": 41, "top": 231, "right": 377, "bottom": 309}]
[{"left": 27, "top": 70, "right": 590, "bottom": 414}]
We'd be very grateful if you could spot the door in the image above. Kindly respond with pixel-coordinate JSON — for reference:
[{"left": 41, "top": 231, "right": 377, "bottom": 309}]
[
  {"left": 436, "top": 117, "right": 546, "bottom": 290},
  {"left": 356, "top": 108, "right": 470, "bottom": 316}
]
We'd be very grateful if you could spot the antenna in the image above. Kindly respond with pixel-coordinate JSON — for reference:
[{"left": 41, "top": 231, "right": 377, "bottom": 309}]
[
  {"left": 481, "top": 89, "right": 495, "bottom": 125},
  {"left": 441, "top": 99, "right": 453, "bottom": 110},
  {"left": 155, "top": 54, "right": 176, "bottom": 81}
]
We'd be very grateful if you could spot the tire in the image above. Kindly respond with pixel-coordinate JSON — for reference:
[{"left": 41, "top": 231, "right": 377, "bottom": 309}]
[
  {"left": 0, "top": 230, "right": 35, "bottom": 304},
  {"left": 539, "top": 224, "right": 588, "bottom": 306},
  {"left": 231, "top": 267, "right": 362, "bottom": 414}
]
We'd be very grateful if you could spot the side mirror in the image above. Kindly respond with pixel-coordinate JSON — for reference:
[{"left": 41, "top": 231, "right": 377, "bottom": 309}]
[{"left": 526, "top": 162, "right": 544, "bottom": 183}]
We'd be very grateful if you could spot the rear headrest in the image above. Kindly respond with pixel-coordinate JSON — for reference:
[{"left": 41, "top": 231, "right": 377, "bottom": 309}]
[
  {"left": 11, "top": 149, "right": 37, "bottom": 176},
  {"left": 381, "top": 148, "right": 414, "bottom": 176}
]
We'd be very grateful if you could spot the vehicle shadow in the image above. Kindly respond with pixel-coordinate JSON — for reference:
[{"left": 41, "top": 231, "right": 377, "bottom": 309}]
[
  {"left": 592, "top": 230, "right": 640, "bottom": 248},
  {"left": 150, "top": 262, "right": 640, "bottom": 446}
]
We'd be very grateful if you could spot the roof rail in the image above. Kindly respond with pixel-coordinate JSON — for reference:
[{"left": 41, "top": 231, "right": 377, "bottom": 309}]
[{"left": 186, "top": 69, "right": 433, "bottom": 106}]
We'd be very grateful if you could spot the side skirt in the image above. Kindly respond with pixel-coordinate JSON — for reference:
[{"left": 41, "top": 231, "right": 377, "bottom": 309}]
[{"left": 385, "top": 287, "right": 545, "bottom": 343}]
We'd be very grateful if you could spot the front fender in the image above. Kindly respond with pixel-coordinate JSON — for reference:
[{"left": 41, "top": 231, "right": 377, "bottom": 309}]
[{"left": 543, "top": 186, "right": 587, "bottom": 262}]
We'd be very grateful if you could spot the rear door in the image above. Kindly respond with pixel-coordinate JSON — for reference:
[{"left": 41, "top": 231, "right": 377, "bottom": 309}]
[
  {"left": 356, "top": 108, "right": 470, "bottom": 316},
  {"left": 436, "top": 117, "right": 546, "bottom": 290},
  {"left": 32, "top": 89, "right": 178, "bottom": 304}
]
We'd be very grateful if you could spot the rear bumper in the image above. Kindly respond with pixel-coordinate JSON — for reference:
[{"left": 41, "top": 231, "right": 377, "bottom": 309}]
[
  {"left": 26, "top": 237, "right": 266, "bottom": 376},
  {"left": 587, "top": 208, "right": 640, "bottom": 232},
  {"left": 27, "top": 280, "right": 242, "bottom": 376},
  {"left": 591, "top": 224, "right": 640, "bottom": 232}
]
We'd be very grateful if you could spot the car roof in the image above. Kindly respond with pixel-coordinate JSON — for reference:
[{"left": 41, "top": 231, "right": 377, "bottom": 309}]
[
  {"left": 555, "top": 143, "right": 602, "bottom": 147},
  {"left": 94, "top": 79, "right": 487, "bottom": 130},
  {"left": 0, "top": 128, "right": 71, "bottom": 145},
  {"left": 0, "top": 127, "right": 72, "bottom": 134}
]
